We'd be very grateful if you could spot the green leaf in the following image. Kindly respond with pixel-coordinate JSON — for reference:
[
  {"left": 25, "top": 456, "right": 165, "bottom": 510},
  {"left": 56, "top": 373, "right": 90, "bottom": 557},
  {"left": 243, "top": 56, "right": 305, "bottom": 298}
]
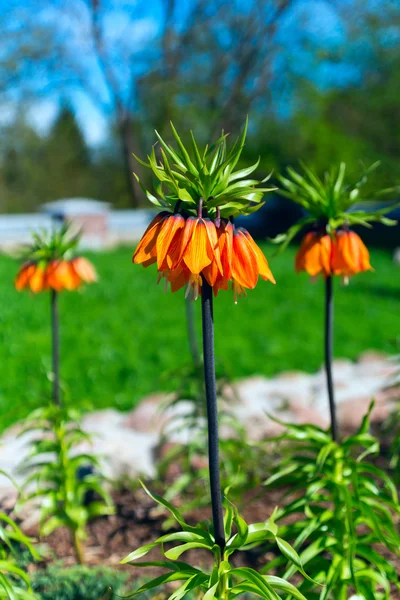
[
  {"left": 265, "top": 575, "right": 309, "bottom": 600},
  {"left": 164, "top": 542, "right": 211, "bottom": 560},
  {"left": 121, "top": 542, "right": 159, "bottom": 563},
  {"left": 276, "top": 537, "right": 320, "bottom": 585}
]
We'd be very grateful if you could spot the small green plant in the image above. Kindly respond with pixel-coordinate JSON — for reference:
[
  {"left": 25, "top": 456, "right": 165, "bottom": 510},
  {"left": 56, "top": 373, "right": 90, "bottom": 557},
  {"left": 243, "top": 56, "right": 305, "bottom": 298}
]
[
  {"left": 0, "top": 470, "right": 38, "bottom": 599},
  {"left": 31, "top": 565, "right": 127, "bottom": 600},
  {"left": 122, "top": 484, "right": 313, "bottom": 599},
  {"left": 17, "top": 404, "right": 114, "bottom": 565},
  {"left": 263, "top": 405, "right": 400, "bottom": 599},
  {"left": 382, "top": 351, "right": 400, "bottom": 480}
]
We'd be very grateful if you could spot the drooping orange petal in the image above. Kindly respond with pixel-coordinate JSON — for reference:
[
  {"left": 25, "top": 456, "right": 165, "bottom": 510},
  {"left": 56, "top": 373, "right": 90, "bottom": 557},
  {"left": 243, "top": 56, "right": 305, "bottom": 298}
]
[
  {"left": 213, "top": 274, "right": 229, "bottom": 297},
  {"left": 48, "top": 261, "right": 81, "bottom": 291},
  {"left": 183, "top": 218, "right": 213, "bottom": 275},
  {"left": 231, "top": 228, "right": 258, "bottom": 289},
  {"left": 204, "top": 219, "right": 223, "bottom": 275},
  {"left": 133, "top": 212, "right": 168, "bottom": 265},
  {"left": 296, "top": 232, "right": 332, "bottom": 277},
  {"left": 319, "top": 235, "right": 333, "bottom": 276},
  {"left": 172, "top": 216, "right": 197, "bottom": 269},
  {"left": 15, "top": 263, "right": 36, "bottom": 291},
  {"left": 167, "top": 264, "right": 190, "bottom": 293},
  {"left": 29, "top": 265, "right": 47, "bottom": 293},
  {"left": 332, "top": 231, "right": 372, "bottom": 276},
  {"left": 156, "top": 214, "right": 185, "bottom": 270},
  {"left": 46, "top": 261, "right": 63, "bottom": 291},
  {"left": 219, "top": 220, "right": 233, "bottom": 281},
  {"left": 241, "top": 229, "right": 276, "bottom": 284},
  {"left": 202, "top": 219, "right": 225, "bottom": 286},
  {"left": 203, "top": 258, "right": 220, "bottom": 286},
  {"left": 70, "top": 257, "right": 98, "bottom": 283}
]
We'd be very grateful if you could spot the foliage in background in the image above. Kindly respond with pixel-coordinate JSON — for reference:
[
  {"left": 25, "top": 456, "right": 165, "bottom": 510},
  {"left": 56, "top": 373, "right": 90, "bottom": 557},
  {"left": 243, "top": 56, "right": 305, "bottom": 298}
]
[
  {"left": 1, "top": 246, "right": 398, "bottom": 432},
  {"left": 122, "top": 484, "right": 313, "bottom": 599},
  {"left": 17, "top": 404, "right": 114, "bottom": 565},
  {"left": 263, "top": 406, "right": 400, "bottom": 599},
  {"left": 30, "top": 565, "right": 127, "bottom": 600},
  {"left": 0, "top": 471, "right": 38, "bottom": 599},
  {"left": 383, "top": 351, "right": 400, "bottom": 481}
]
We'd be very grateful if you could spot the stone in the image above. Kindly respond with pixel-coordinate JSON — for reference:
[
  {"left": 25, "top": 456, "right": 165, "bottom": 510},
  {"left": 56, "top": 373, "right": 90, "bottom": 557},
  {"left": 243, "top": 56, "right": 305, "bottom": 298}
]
[{"left": 0, "top": 352, "right": 398, "bottom": 506}]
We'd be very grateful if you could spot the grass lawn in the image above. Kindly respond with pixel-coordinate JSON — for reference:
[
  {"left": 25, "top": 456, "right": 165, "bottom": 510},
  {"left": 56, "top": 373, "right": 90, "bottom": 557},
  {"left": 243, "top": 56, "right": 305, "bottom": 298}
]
[{"left": 0, "top": 244, "right": 398, "bottom": 431}]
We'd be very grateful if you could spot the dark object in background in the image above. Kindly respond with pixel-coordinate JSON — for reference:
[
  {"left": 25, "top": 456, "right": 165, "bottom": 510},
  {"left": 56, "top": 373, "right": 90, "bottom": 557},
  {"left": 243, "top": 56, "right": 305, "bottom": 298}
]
[
  {"left": 76, "top": 464, "right": 96, "bottom": 506},
  {"left": 237, "top": 196, "right": 400, "bottom": 250},
  {"left": 352, "top": 207, "right": 400, "bottom": 250},
  {"left": 235, "top": 196, "right": 304, "bottom": 241}
]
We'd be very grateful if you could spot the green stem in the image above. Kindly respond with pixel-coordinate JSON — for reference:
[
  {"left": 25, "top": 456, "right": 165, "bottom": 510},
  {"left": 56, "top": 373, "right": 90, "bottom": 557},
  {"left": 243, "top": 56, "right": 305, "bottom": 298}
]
[
  {"left": 50, "top": 289, "right": 61, "bottom": 406},
  {"left": 72, "top": 529, "right": 85, "bottom": 565}
]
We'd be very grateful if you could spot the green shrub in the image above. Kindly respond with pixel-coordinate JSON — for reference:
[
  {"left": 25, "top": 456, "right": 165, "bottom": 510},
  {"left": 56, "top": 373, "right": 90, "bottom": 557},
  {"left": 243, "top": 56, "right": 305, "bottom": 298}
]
[{"left": 31, "top": 565, "right": 127, "bottom": 600}]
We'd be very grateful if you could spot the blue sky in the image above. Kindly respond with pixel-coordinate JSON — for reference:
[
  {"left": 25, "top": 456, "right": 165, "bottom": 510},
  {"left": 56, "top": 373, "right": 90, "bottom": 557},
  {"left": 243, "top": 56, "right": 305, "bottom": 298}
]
[{"left": 1, "top": 0, "right": 360, "bottom": 145}]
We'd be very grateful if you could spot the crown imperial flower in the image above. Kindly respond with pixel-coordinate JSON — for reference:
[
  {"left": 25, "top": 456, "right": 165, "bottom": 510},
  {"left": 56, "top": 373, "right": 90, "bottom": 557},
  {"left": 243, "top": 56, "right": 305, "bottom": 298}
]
[
  {"left": 277, "top": 162, "right": 397, "bottom": 281},
  {"left": 133, "top": 121, "right": 276, "bottom": 301},
  {"left": 15, "top": 224, "right": 97, "bottom": 293}
]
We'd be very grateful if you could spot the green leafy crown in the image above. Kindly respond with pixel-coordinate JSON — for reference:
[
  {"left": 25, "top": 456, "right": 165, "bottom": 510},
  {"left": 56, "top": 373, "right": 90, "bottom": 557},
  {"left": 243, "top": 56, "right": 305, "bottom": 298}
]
[
  {"left": 134, "top": 118, "right": 276, "bottom": 219},
  {"left": 19, "top": 222, "right": 81, "bottom": 264},
  {"left": 276, "top": 161, "right": 398, "bottom": 250}
]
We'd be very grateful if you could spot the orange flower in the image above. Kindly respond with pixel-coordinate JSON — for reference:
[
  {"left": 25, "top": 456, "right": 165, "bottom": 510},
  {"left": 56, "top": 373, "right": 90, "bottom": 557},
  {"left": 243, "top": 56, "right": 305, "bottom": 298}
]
[
  {"left": 15, "top": 263, "right": 47, "bottom": 293},
  {"left": 295, "top": 232, "right": 333, "bottom": 277},
  {"left": 133, "top": 212, "right": 275, "bottom": 300},
  {"left": 332, "top": 230, "right": 373, "bottom": 277},
  {"left": 16, "top": 258, "right": 97, "bottom": 293}
]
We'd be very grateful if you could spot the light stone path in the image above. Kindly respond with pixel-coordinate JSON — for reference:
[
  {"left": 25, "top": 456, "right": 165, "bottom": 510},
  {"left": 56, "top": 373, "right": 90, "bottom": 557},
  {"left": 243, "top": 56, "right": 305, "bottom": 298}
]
[{"left": 1, "top": 351, "right": 398, "bottom": 508}]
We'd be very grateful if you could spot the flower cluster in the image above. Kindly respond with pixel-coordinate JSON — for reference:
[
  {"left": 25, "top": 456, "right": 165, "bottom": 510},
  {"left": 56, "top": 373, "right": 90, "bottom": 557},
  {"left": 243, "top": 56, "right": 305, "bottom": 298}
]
[
  {"left": 296, "top": 229, "right": 372, "bottom": 279},
  {"left": 132, "top": 122, "right": 276, "bottom": 301},
  {"left": 277, "top": 162, "right": 397, "bottom": 280},
  {"left": 134, "top": 210, "right": 275, "bottom": 301},
  {"left": 14, "top": 223, "right": 97, "bottom": 294},
  {"left": 15, "top": 257, "right": 97, "bottom": 293}
]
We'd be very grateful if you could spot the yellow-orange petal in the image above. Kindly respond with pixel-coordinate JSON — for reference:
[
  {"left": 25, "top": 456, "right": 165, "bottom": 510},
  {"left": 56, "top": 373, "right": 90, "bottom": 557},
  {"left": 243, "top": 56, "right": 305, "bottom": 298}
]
[
  {"left": 241, "top": 229, "right": 276, "bottom": 284},
  {"left": 15, "top": 263, "right": 36, "bottom": 291},
  {"left": 231, "top": 228, "right": 259, "bottom": 289},
  {"left": 133, "top": 212, "right": 168, "bottom": 265},
  {"left": 183, "top": 218, "right": 213, "bottom": 275},
  {"left": 48, "top": 260, "right": 81, "bottom": 291},
  {"left": 156, "top": 214, "right": 185, "bottom": 270},
  {"left": 46, "top": 261, "right": 63, "bottom": 291},
  {"left": 219, "top": 221, "right": 233, "bottom": 281},
  {"left": 296, "top": 232, "right": 332, "bottom": 277},
  {"left": 332, "top": 230, "right": 372, "bottom": 276},
  {"left": 203, "top": 258, "right": 220, "bottom": 286},
  {"left": 70, "top": 257, "right": 98, "bottom": 283},
  {"left": 29, "top": 265, "right": 47, "bottom": 293},
  {"left": 204, "top": 219, "right": 223, "bottom": 276}
]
